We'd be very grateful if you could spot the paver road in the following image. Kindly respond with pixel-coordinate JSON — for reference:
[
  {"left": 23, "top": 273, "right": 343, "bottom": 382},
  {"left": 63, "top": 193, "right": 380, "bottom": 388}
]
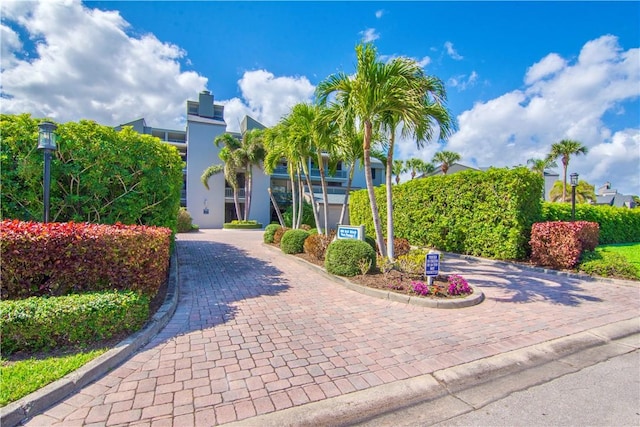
[{"left": 25, "top": 230, "right": 639, "bottom": 426}]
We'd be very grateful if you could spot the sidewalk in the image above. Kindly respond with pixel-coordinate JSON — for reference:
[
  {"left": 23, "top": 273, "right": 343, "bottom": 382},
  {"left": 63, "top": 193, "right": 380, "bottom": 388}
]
[{"left": 12, "top": 229, "right": 640, "bottom": 426}]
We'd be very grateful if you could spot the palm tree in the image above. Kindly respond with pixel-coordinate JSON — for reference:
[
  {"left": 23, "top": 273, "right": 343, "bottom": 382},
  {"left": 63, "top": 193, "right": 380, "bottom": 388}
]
[
  {"left": 546, "top": 139, "right": 589, "bottom": 202},
  {"left": 526, "top": 157, "right": 558, "bottom": 177},
  {"left": 406, "top": 158, "right": 435, "bottom": 179},
  {"left": 236, "top": 128, "right": 265, "bottom": 220},
  {"left": 317, "top": 43, "right": 453, "bottom": 258},
  {"left": 392, "top": 160, "right": 406, "bottom": 184},
  {"left": 432, "top": 150, "right": 461, "bottom": 175},
  {"left": 549, "top": 180, "right": 596, "bottom": 204},
  {"left": 201, "top": 133, "right": 243, "bottom": 220}
]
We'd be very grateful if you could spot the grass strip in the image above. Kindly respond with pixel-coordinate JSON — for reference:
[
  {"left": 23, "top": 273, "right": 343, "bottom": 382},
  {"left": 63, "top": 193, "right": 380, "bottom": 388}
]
[{"left": 0, "top": 348, "right": 107, "bottom": 406}]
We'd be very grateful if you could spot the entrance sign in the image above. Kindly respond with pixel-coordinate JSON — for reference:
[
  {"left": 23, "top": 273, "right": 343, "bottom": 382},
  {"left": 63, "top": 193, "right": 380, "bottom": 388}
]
[
  {"left": 425, "top": 251, "right": 440, "bottom": 276},
  {"left": 337, "top": 224, "right": 365, "bottom": 241}
]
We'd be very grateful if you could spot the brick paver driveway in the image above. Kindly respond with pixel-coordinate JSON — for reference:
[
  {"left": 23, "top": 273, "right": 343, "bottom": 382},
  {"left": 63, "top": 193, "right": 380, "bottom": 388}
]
[{"left": 27, "top": 230, "right": 639, "bottom": 426}]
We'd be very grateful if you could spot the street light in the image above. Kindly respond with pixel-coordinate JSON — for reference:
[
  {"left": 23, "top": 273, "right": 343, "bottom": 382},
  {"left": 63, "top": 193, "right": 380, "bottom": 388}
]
[
  {"left": 570, "top": 172, "right": 579, "bottom": 222},
  {"left": 37, "top": 122, "right": 58, "bottom": 223}
]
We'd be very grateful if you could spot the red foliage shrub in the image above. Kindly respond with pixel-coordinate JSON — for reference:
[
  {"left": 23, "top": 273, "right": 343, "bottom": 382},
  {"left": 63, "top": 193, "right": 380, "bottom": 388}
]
[
  {"left": 382, "top": 237, "right": 411, "bottom": 257},
  {"left": 0, "top": 220, "right": 172, "bottom": 299},
  {"left": 303, "top": 232, "right": 335, "bottom": 260},
  {"left": 529, "top": 221, "right": 600, "bottom": 269},
  {"left": 272, "top": 227, "right": 290, "bottom": 246}
]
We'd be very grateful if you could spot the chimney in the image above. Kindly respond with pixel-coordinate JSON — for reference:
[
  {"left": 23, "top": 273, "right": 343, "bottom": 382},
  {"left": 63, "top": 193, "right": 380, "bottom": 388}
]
[{"left": 198, "top": 90, "right": 214, "bottom": 118}]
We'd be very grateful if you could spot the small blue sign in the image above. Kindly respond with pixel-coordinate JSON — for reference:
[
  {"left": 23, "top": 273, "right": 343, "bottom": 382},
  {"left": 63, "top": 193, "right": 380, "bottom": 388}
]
[
  {"left": 337, "top": 225, "right": 365, "bottom": 241},
  {"left": 425, "top": 253, "right": 440, "bottom": 276}
]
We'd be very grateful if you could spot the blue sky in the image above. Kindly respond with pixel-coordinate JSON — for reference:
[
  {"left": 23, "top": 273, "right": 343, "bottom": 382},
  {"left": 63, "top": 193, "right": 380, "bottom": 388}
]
[{"left": 2, "top": 1, "right": 639, "bottom": 194}]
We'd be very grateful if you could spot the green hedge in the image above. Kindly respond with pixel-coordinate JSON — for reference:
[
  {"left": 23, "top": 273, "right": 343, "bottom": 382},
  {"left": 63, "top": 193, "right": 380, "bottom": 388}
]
[
  {"left": 1, "top": 291, "right": 150, "bottom": 356},
  {"left": 541, "top": 203, "right": 640, "bottom": 244},
  {"left": 222, "top": 221, "right": 263, "bottom": 229},
  {"left": 350, "top": 167, "right": 542, "bottom": 260},
  {"left": 1, "top": 114, "right": 183, "bottom": 231}
]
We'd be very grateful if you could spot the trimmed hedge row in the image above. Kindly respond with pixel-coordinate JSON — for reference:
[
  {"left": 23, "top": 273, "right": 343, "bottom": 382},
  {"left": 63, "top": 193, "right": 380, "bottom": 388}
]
[
  {"left": 350, "top": 167, "right": 543, "bottom": 260},
  {"left": 542, "top": 202, "right": 640, "bottom": 244},
  {"left": 1, "top": 220, "right": 172, "bottom": 299},
  {"left": 530, "top": 221, "right": 599, "bottom": 269},
  {"left": 0, "top": 291, "right": 149, "bottom": 356}
]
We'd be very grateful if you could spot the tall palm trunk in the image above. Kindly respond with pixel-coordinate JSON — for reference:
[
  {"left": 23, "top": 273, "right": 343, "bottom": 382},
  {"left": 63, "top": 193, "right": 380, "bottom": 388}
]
[
  {"left": 245, "top": 165, "right": 253, "bottom": 221},
  {"left": 317, "top": 153, "right": 330, "bottom": 235},
  {"left": 289, "top": 168, "right": 297, "bottom": 229},
  {"left": 296, "top": 168, "right": 304, "bottom": 229},
  {"left": 364, "top": 120, "right": 386, "bottom": 257},
  {"left": 339, "top": 161, "right": 356, "bottom": 225},
  {"left": 385, "top": 133, "right": 395, "bottom": 260},
  {"left": 562, "top": 157, "right": 568, "bottom": 203},
  {"left": 301, "top": 159, "right": 322, "bottom": 233},
  {"left": 232, "top": 186, "right": 242, "bottom": 221}
]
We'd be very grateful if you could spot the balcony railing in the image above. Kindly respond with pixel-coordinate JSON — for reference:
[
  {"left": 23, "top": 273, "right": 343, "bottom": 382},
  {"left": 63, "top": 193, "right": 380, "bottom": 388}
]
[
  {"left": 225, "top": 188, "right": 246, "bottom": 198},
  {"left": 272, "top": 166, "right": 347, "bottom": 179}
]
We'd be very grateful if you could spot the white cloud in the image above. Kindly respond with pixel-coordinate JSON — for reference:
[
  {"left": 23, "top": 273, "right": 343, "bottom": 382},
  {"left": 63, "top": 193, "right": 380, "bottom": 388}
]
[
  {"left": 444, "top": 41, "right": 463, "bottom": 60},
  {"left": 375, "top": 9, "right": 385, "bottom": 19},
  {"left": 439, "top": 35, "right": 640, "bottom": 195},
  {"left": 1, "top": 0, "right": 207, "bottom": 128},
  {"left": 525, "top": 53, "right": 566, "bottom": 85},
  {"left": 360, "top": 28, "right": 380, "bottom": 43},
  {"left": 448, "top": 71, "right": 478, "bottom": 92},
  {"left": 220, "top": 70, "right": 315, "bottom": 133}
]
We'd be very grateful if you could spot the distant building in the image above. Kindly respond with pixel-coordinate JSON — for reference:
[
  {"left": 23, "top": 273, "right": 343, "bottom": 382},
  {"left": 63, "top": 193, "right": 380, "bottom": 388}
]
[
  {"left": 116, "top": 90, "right": 385, "bottom": 228},
  {"left": 595, "top": 182, "right": 637, "bottom": 208}
]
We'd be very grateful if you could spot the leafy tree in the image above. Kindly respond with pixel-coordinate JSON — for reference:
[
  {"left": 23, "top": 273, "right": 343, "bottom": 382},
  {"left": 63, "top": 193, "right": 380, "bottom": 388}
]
[
  {"left": 1, "top": 114, "right": 183, "bottom": 229},
  {"left": 546, "top": 139, "right": 589, "bottom": 202},
  {"left": 549, "top": 180, "right": 596, "bottom": 204},
  {"left": 432, "top": 151, "right": 461, "bottom": 175}
]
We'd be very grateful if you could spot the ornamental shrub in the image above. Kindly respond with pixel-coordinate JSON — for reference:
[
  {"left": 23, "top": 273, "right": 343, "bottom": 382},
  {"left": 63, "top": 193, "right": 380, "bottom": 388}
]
[
  {"left": 350, "top": 167, "right": 542, "bottom": 260},
  {"left": 273, "top": 227, "right": 290, "bottom": 246},
  {"left": 0, "top": 114, "right": 183, "bottom": 231},
  {"left": 303, "top": 232, "right": 334, "bottom": 260},
  {"left": 281, "top": 229, "right": 310, "bottom": 254},
  {"left": 1, "top": 291, "right": 149, "bottom": 356},
  {"left": 283, "top": 201, "right": 316, "bottom": 228},
  {"left": 264, "top": 224, "right": 281, "bottom": 243},
  {"left": 541, "top": 202, "right": 640, "bottom": 244},
  {"left": 177, "top": 208, "right": 196, "bottom": 233},
  {"left": 530, "top": 221, "right": 600, "bottom": 269},
  {"left": 0, "top": 220, "right": 171, "bottom": 299},
  {"left": 397, "top": 249, "right": 429, "bottom": 275},
  {"left": 325, "top": 239, "right": 376, "bottom": 277},
  {"left": 384, "top": 237, "right": 411, "bottom": 257}
]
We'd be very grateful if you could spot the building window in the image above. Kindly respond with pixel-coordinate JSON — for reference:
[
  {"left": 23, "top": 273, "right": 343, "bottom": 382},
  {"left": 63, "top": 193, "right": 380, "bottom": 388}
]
[{"left": 371, "top": 168, "right": 376, "bottom": 179}]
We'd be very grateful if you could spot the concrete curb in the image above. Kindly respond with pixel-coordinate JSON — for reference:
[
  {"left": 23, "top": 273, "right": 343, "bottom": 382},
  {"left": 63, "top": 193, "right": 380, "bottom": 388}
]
[
  {"left": 262, "top": 243, "right": 484, "bottom": 309},
  {"left": 223, "top": 318, "right": 640, "bottom": 427},
  {"left": 0, "top": 251, "right": 180, "bottom": 427}
]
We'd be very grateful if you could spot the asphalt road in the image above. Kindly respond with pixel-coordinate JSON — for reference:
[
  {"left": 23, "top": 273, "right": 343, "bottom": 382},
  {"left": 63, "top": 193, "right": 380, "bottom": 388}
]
[{"left": 358, "top": 349, "right": 640, "bottom": 427}]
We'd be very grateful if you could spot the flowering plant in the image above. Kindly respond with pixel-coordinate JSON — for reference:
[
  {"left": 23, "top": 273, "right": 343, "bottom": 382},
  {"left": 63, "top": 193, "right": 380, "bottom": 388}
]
[{"left": 447, "top": 274, "right": 471, "bottom": 295}]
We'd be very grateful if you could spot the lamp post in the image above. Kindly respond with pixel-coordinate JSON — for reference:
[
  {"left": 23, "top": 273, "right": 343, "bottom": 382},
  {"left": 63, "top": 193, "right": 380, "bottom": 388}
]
[
  {"left": 37, "top": 122, "right": 58, "bottom": 223},
  {"left": 570, "top": 172, "right": 578, "bottom": 222}
]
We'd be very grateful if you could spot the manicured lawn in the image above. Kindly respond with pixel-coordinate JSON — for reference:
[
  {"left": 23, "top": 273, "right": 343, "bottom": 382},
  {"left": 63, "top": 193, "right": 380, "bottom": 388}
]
[
  {"left": 598, "top": 243, "right": 640, "bottom": 268},
  {"left": 0, "top": 349, "right": 107, "bottom": 406}
]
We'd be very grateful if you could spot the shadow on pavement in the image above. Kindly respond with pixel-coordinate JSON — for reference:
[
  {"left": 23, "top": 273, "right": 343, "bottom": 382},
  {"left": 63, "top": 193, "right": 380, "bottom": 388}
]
[{"left": 445, "top": 258, "right": 603, "bottom": 307}]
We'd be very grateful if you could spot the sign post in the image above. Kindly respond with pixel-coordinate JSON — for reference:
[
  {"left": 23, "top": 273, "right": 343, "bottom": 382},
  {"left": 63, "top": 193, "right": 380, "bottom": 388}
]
[
  {"left": 424, "top": 250, "right": 441, "bottom": 285},
  {"left": 336, "top": 224, "right": 365, "bottom": 241}
]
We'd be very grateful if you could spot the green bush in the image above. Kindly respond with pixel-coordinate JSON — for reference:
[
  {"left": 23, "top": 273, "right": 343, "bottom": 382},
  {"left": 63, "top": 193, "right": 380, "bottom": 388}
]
[
  {"left": 351, "top": 167, "right": 543, "bottom": 260},
  {"left": 579, "top": 250, "right": 639, "bottom": 280},
  {"left": 283, "top": 201, "right": 316, "bottom": 228},
  {"left": 325, "top": 239, "right": 376, "bottom": 277},
  {"left": 542, "top": 203, "right": 640, "bottom": 244},
  {"left": 264, "top": 224, "right": 281, "bottom": 243},
  {"left": 365, "top": 235, "right": 377, "bottom": 252},
  {"left": 397, "top": 249, "right": 429, "bottom": 275},
  {"left": 0, "top": 114, "right": 183, "bottom": 231},
  {"left": 1, "top": 291, "right": 150, "bottom": 356},
  {"left": 280, "top": 229, "right": 310, "bottom": 254},
  {"left": 177, "top": 208, "right": 197, "bottom": 233},
  {"left": 223, "top": 220, "right": 262, "bottom": 229}
]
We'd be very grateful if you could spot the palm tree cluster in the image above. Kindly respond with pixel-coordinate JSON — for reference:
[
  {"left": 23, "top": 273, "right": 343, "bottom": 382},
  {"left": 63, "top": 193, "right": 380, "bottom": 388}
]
[
  {"left": 202, "top": 42, "right": 455, "bottom": 259},
  {"left": 392, "top": 158, "right": 436, "bottom": 184},
  {"left": 527, "top": 138, "right": 589, "bottom": 203}
]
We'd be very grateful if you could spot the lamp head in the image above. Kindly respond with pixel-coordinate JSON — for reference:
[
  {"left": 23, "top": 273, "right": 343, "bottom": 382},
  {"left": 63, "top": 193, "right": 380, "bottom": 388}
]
[{"left": 38, "top": 122, "right": 58, "bottom": 151}]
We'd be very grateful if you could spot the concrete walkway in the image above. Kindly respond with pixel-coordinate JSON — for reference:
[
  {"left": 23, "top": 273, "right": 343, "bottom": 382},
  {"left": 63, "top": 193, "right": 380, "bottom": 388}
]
[{"left": 19, "top": 230, "right": 640, "bottom": 426}]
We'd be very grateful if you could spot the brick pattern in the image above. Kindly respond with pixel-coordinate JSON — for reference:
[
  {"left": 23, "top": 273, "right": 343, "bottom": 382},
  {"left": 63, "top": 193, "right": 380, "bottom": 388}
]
[{"left": 26, "top": 230, "right": 639, "bottom": 426}]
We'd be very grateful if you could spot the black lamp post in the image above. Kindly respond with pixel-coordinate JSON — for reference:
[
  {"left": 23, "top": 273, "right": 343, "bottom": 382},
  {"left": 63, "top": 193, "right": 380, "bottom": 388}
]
[
  {"left": 570, "top": 172, "right": 578, "bottom": 222},
  {"left": 37, "top": 122, "right": 58, "bottom": 223}
]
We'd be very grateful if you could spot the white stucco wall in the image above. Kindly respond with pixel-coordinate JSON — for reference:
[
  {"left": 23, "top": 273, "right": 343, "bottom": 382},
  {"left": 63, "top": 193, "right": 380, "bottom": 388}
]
[{"left": 186, "top": 118, "right": 226, "bottom": 228}]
